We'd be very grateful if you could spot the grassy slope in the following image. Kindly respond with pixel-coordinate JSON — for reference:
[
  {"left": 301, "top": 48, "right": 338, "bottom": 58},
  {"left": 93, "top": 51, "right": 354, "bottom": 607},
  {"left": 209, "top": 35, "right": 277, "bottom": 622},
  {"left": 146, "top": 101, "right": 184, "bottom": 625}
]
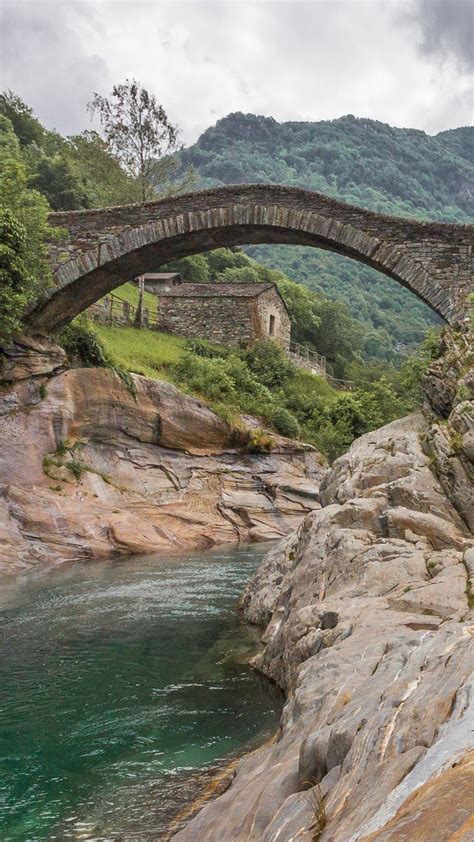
[
  {"left": 111, "top": 282, "right": 159, "bottom": 318},
  {"left": 95, "top": 323, "right": 186, "bottom": 380}
]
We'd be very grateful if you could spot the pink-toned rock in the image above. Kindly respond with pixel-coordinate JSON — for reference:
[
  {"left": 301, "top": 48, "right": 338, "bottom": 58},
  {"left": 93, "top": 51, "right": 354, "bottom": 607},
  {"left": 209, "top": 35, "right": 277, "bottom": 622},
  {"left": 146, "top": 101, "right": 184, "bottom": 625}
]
[
  {"left": 172, "top": 380, "right": 474, "bottom": 841},
  {"left": 0, "top": 368, "right": 324, "bottom": 573},
  {"left": 0, "top": 334, "right": 65, "bottom": 381}
]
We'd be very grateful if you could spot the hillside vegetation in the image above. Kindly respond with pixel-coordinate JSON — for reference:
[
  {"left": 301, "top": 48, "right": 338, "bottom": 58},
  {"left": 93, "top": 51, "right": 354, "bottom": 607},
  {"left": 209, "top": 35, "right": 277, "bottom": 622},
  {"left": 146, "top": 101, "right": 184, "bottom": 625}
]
[
  {"left": 71, "top": 313, "right": 431, "bottom": 462},
  {"left": 177, "top": 113, "right": 473, "bottom": 352}
]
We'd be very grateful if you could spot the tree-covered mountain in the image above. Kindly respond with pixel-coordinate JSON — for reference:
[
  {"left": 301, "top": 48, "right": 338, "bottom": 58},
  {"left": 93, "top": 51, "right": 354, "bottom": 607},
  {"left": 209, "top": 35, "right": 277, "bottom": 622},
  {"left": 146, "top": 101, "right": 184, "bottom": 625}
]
[{"left": 177, "top": 113, "right": 473, "bottom": 353}]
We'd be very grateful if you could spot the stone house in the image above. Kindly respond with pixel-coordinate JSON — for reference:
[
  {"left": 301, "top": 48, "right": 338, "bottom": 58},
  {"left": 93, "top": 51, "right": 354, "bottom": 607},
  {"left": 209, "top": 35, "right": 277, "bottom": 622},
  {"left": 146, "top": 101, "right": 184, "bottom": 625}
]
[
  {"left": 150, "top": 280, "right": 291, "bottom": 349},
  {"left": 136, "top": 272, "right": 183, "bottom": 294}
]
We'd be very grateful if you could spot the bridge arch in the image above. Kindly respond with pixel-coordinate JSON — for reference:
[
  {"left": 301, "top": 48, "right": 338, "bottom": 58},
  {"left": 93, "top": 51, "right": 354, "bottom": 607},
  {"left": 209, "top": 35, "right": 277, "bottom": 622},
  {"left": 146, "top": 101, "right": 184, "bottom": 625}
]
[{"left": 27, "top": 185, "right": 473, "bottom": 333}]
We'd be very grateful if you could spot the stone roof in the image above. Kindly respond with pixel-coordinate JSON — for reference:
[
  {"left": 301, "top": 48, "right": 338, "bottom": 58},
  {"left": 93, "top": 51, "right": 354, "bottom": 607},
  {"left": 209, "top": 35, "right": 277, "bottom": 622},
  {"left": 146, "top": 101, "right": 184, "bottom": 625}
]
[
  {"left": 140, "top": 272, "right": 183, "bottom": 281},
  {"left": 157, "top": 282, "right": 276, "bottom": 298}
]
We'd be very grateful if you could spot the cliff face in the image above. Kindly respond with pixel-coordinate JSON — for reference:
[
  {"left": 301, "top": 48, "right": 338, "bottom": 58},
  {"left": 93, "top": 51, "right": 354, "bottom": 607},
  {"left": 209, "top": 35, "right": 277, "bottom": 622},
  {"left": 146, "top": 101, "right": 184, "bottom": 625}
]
[
  {"left": 173, "top": 328, "right": 474, "bottom": 841},
  {"left": 0, "top": 368, "right": 324, "bottom": 574}
]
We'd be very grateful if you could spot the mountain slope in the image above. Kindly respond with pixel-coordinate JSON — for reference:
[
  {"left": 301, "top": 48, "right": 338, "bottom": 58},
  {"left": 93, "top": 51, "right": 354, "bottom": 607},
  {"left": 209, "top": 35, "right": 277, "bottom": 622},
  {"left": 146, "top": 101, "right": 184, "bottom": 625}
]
[{"left": 178, "top": 114, "right": 473, "bottom": 351}]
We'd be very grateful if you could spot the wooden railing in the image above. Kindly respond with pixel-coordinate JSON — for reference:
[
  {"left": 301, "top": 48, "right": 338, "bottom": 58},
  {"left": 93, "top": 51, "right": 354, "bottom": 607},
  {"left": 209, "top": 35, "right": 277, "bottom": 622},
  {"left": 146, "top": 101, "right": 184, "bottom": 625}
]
[
  {"left": 288, "top": 340, "right": 326, "bottom": 373},
  {"left": 326, "top": 374, "right": 355, "bottom": 391},
  {"left": 87, "top": 293, "right": 154, "bottom": 328}
]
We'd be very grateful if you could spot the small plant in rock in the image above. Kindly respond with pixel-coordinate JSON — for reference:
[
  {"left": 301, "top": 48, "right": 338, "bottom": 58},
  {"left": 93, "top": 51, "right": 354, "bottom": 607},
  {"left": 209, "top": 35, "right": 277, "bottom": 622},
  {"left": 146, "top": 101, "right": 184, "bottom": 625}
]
[
  {"left": 455, "top": 383, "right": 471, "bottom": 403},
  {"left": 449, "top": 429, "right": 464, "bottom": 454},
  {"left": 68, "top": 459, "right": 84, "bottom": 481},
  {"left": 245, "top": 427, "right": 275, "bottom": 453},
  {"left": 303, "top": 784, "right": 327, "bottom": 842},
  {"left": 38, "top": 383, "right": 47, "bottom": 399}
]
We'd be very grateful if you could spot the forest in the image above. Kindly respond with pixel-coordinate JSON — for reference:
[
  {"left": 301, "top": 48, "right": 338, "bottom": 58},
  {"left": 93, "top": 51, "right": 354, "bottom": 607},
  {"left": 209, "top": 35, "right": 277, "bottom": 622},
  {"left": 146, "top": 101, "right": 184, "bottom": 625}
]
[{"left": 177, "top": 112, "right": 473, "bottom": 354}]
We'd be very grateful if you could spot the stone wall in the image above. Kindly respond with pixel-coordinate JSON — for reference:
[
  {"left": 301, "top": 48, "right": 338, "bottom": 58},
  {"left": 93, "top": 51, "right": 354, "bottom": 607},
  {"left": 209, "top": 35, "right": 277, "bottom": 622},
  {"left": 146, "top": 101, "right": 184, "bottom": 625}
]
[
  {"left": 27, "top": 184, "right": 473, "bottom": 332},
  {"left": 255, "top": 287, "right": 291, "bottom": 349},
  {"left": 157, "top": 294, "right": 255, "bottom": 345},
  {"left": 155, "top": 285, "right": 290, "bottom": 347}
]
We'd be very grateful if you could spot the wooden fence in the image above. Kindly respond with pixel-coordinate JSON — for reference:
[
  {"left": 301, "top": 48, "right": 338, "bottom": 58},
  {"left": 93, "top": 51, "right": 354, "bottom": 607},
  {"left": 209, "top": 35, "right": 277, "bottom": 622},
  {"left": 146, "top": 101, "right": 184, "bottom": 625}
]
[{"left": 87, "top": 293, "right": 153, "bottom": 328}]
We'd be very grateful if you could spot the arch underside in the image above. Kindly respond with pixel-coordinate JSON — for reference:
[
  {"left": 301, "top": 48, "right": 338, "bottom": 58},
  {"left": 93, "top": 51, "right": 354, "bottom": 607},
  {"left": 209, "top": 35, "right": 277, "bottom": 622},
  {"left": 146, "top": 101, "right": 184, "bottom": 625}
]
[{"left": 28, "top": 214, "right": 448, "bottom": 333}]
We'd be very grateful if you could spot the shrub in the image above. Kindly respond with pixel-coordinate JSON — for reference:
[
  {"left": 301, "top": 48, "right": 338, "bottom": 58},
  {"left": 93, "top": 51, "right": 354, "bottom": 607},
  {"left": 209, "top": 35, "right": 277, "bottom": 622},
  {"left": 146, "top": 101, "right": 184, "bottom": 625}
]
[
  {"left": 184, "top": 337, "right": 228, "bottom": 359},
  {"left": 242, "top": 339, "right": 295, "bottom": 390},
  {"left": 58, "top": 318, "right": 137, "bottom": 398},
  {"left": 173, "top": 353, "right": 237, "bottom": 401},
  {"left": 245, "top": 427, "right": 274, "bottom": 452},
  {"left": 58, "top": 319, "right": 109, "bottom": 367},
  {"left": 224, "top": 355, "right": 272, "bottom": 401},
  {"left": 270, "top": 406, "right": 300, "bottom": 439}
]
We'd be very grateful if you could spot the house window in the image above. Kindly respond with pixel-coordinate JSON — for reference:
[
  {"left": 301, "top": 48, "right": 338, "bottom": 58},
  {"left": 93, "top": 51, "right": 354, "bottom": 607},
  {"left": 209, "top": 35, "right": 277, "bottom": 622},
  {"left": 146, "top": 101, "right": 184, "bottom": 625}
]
[{"left": 269, "top": 314, "right": 276, "bottom": 336}]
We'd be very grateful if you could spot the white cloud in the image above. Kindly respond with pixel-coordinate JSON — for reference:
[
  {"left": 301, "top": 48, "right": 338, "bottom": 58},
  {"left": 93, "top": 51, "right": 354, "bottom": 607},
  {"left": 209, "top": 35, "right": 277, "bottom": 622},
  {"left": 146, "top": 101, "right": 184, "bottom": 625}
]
[{"left": 1, "top": 0, "right": 472, "bottom": 144}]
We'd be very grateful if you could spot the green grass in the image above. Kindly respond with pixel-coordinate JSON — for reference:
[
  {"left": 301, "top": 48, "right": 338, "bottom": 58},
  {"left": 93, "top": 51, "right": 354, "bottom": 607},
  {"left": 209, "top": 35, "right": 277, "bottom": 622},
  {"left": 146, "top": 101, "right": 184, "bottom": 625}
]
[
  {"left": 94, "top": 324, "right": 186, "bottom": 380},
  {"left": 104, "top": 281, "right": 159, "bottom": 319}
]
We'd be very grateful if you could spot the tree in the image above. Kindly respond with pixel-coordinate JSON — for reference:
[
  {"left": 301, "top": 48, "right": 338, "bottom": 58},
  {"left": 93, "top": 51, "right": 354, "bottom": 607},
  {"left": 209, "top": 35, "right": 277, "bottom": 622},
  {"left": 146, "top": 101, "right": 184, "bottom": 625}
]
[
  {"left": 158, "top": 254, "right": 210, "bottom": 282},
  {"left": 216, "top": 265, "right": 260, "bottom": 284},
  {"left": 27, "top": 150, "right": 89, "bottom": 211},
  {"left": 0, "top": 209, "right": 33, "bottom": 345},
  {"left": 65, "top": 130, "right": 141, "bottom": 207},
  {"left": 0, "top": 116, "right": 56, "bottom": 344},
  {"left": 0, "top": 90, "right": 44, "bottom": 147},
  {"left": 88, "top": 79, "right": 182, "bottom": 201}
]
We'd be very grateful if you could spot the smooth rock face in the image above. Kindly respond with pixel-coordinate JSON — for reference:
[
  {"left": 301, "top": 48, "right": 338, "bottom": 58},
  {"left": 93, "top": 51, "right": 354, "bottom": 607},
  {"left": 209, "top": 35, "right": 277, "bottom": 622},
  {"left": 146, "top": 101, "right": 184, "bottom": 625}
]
[
  {"left": 0, "top": 334, "right": 66, "bottom": 381},
  {"left": 0, "top": 368, "right": 324, "bottom": 573},
  {"left": 172, "top": 398, "right": 474, "bottom": 839}
]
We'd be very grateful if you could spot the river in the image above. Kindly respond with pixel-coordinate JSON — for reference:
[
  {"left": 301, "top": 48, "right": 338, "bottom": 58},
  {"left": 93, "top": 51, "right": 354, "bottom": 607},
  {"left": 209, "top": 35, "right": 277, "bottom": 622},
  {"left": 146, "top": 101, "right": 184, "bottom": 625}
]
[{"left": 0, "top": 544, "right": 282, "bottom": 841}]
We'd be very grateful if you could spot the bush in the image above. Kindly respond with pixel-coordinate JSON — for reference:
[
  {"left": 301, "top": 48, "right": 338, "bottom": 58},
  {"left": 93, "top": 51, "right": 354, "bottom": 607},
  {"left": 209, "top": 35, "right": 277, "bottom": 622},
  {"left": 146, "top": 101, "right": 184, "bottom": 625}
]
[
  {"left": 58, "top": 318, "right": 137, "bottom": 398},
  {"left": 173, "top": 354, "right": 237, "bottom": 401},
  {"left": 184, "top": 337, "right": 228, "bottom": 359},
  {"left": 270, "top": 406, "right": 300, "bottom": 438},
  {"left": 242, "top": 339, "right": 295, "bottom": 390},
  {"left": 58, "top": 319, "right": 109, "bottom": 367},
  {"left": 224, "top": 356, "right": 272, "bottom": 401}
]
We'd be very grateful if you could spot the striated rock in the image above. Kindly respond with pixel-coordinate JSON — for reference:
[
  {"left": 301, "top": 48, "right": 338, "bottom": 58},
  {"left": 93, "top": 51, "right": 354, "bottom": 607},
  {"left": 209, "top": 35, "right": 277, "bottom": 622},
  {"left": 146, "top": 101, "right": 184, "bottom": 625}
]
[
  {"left": 0, "top": 367, "right": 324, "bottom": 573},
  {"left": 172, "top": 394, "right": 474, "bottom": 840},
  {"left": 0, "top": 334, "right": 66, "bottom": 381}
]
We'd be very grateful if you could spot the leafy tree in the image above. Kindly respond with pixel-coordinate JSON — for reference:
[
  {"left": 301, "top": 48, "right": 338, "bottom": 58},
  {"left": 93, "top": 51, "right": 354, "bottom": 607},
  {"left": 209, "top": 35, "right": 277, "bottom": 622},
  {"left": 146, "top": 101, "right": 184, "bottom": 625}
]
[
  {"left": 159, "top": 254, "right": 210, "bottom": 282},
  {"left": 65, "top": 131, "right": 141, "bottom": 207},
  {"left": 206, "top": 248, "right": 249, "bottom": 277},
  {"left": 0, "top": 116, "right": 55, "bottom": 297},
  {"left": 216, "top": 265, "right": 260, "bottom": 284},
  {"left": 0, "top": 209, "right": 34, "bottom": 344},
  {"left": 27, "top": 150, "right": 89, "bottom": 211},
  {"left": 88, "top": 79, "right": 182, "bottom": 201},
  {"left": 0, "top": 91, "right": 44, "bottom": 147},
  {"left": 243, "top": 339, "right": 295, "bottom": 390}
]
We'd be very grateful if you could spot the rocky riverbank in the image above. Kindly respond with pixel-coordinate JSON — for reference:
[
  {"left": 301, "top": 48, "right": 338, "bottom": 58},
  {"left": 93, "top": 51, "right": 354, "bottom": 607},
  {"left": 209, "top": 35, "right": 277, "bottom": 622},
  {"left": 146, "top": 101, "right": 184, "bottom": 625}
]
[
  {"left": 0, "top": 366, "right": 324, "bottom": 574},
  {"left": 172, "top": 326, "right": 474, "bottom": 840}
]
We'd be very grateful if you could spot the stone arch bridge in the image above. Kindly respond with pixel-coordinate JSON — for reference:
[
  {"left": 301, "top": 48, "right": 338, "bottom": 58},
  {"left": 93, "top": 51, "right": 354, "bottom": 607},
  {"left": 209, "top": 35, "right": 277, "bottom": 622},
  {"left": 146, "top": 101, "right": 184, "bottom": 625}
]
[{"left": 27, "top": 185, "right": 473, "bottom": 333}]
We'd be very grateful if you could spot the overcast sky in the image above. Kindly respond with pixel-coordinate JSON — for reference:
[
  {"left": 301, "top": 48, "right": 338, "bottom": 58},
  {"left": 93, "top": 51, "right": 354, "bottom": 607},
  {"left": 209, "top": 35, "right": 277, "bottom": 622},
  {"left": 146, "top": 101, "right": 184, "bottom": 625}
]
[{"left": 1, "top": 0, "right": 473, "bottom": 145}]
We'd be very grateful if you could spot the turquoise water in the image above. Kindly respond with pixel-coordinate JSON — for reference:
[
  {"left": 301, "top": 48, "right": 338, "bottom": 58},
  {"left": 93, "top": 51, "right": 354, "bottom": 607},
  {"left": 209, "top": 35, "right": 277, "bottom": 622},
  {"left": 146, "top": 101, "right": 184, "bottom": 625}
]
[{"left": 0, "top": 545, "right": 281, "bottom": 841}]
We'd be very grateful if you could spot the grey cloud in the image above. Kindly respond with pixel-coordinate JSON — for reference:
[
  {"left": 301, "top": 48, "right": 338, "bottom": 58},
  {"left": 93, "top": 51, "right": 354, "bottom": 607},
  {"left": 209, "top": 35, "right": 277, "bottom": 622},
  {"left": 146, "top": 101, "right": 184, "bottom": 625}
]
[
  {"left": 1, "top": 1, "right": 112, "bottom": 135},
  {"left": 0, "top": 0, "right": 472, "bottom": 142},
  {"left": 414, "top": 0, "right": 474, "bottom": 70}
]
